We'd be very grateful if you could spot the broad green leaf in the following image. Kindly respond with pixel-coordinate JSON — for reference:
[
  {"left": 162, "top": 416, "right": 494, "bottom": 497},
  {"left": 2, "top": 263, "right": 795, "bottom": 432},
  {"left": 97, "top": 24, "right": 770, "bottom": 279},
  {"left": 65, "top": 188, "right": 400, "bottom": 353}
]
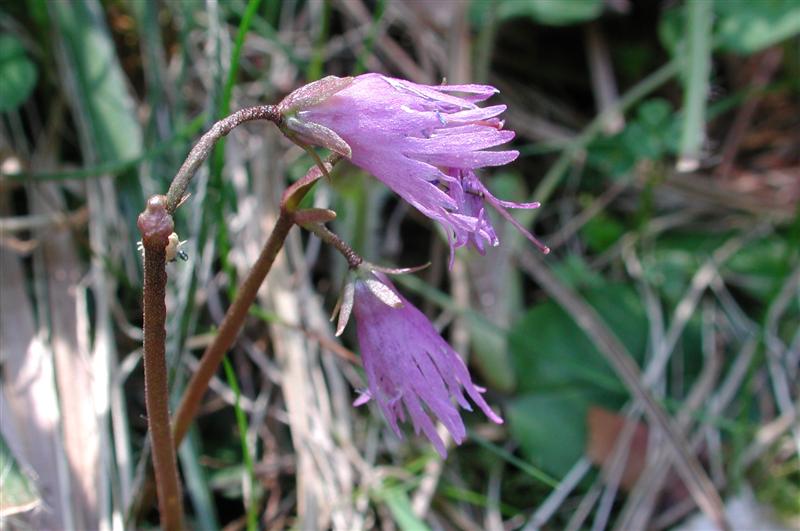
[
  {"left": 715, "top": 0, "right": 800, "bottom": 54},
  {"left": 0, "top": 35, "right": 38, "bottom": 112},
  {"left": 506, "top": 283, "right": 648, "bottom": 477},
  {"left": 507, "top": 391, "right": 598, "bottom": 477},
  {"left": 580, "top": 211, "right": 625, "bottom": 254},
  {"left": 508, "top": 282, "right": 647, "bottom": 395},
  {"left": 499, "top": 0, "right": 603, "bottom": 26},
  {"left": 551, "top": 253, "right": 606, "bottom": 290},
  {"left": 587, "top": 98, "right": 679, "bottom": 176}
]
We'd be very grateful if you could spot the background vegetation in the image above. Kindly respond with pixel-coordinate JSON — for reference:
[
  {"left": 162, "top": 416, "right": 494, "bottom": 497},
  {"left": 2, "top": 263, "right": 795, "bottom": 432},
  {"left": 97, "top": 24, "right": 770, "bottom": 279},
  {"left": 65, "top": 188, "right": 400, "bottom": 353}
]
[{"left": 1, "top": 0, "right": 798, "bottom": 529}]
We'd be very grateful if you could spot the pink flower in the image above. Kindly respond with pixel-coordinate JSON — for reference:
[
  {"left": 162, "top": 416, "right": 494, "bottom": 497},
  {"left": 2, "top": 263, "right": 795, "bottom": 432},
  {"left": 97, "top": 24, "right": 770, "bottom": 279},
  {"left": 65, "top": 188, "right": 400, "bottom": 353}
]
[
  {"left": 280, "top": 74, "right": 548, "bottom": 261},
  {"left": 348, "top": 271, "right": 503, "bottom": 457}
]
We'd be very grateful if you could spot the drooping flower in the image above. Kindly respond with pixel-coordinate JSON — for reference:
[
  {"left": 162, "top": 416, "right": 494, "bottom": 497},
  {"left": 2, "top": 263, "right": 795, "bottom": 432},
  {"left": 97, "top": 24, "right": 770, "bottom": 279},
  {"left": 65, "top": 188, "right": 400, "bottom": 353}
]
[
  {"left": 347, "top": 270, "right": 503, "bottom": 457},
  {"left": 279, "top": 74, "right": 548, "bottom": 261}
]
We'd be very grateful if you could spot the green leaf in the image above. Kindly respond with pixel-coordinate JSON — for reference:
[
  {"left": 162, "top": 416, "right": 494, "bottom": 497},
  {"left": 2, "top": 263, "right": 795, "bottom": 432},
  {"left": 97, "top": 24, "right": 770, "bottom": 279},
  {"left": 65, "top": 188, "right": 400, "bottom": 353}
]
[
  {"left": 648, "top": 232, "right": 790, "bottom": 303},
  {"left": 662, "top": 0, "right": 800, "bottom": 56},
  {"left": 380, "top": 487, "right": 430, "bottom": 531},
  {"left": 550, "top": 253, "right": 606, "bottom": 289},
  {"left": 658, "top": 4, "right": 685, "bottom": 56},
  {"left": 580, "top": 211, "right": 625, "bottom": 253},
  {"left": 499, "top": 0, "right": 603, "bottom": 26},
  {"left": 0, "top": 435, "right": 41, "bottom": 516},
  {"left": 506, "top": 284, "right": 648, "bottom": 477},
  {"left": 508, "top": 282, "right": 647, "bottom": 395},
  {"left": 0, "top": 35, "right": 38, "bottom": 112},
  {"left": 506, "top": 283, "right": 649, "bottom": 477},
  {"left": 715, "top": 0, "right": 800, "bottom": 54},
  {"left": 587, "top": 98, "right": 679, "bottom": 175},
  {"left": 728, "top": 238, "right": 792, "bottom": 300},
  {"left": 507, "top": 391, "right": 595, "bottom": 477}
]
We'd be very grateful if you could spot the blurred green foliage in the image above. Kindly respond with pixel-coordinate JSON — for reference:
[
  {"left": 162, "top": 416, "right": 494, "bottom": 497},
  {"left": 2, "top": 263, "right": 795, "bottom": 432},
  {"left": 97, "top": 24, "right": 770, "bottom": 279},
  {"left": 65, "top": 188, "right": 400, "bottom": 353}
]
[
  {"left": 0, "top": 35, "right": 37, "bottom": 113},
  {"left": 508, "top": 284, "right": 650, "bottom": 476}
]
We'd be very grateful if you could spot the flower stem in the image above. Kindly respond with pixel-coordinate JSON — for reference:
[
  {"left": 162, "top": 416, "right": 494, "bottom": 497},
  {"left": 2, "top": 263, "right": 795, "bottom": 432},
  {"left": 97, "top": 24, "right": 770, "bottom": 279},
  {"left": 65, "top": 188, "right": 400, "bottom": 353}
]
[
  {"left": 171, "top": 153, "right": 340, "bottom": 446},
  {"left": 301, "top": 221, "right": 363, "bottom": 269},
  {"left": 138, "top": 196, "right": 183, "bottom": 531},
  {"left": 172, "top": 210, "right": 294, "bottom": 445},
  {"left": 129, "top": 155, "right": 340, "bottom": 525},
  {"left": 165, "top": 105, "right": 281, "bottom": 213}
]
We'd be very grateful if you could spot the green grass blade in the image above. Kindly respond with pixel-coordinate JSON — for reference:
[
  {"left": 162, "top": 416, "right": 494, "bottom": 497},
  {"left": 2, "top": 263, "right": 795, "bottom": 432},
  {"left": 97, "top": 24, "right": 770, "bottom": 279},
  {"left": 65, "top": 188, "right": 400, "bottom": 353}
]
[
  {"left": 353, "top": 0, "right": 386, "bottom": 75},
  {"left": 178, "top": 433, "right": 220, "bottom": 531},
  {"left": 307, "top": 0, "right": 331, "bottom": 80},
  {"left": 470, "top": 432, "right": 559, "bottom": 488},
  {"left": 381, "top": 487, "right": 430, "bottom": 531},
  {"left": 209, "top": 0, "right": 263, "bottom": 298},
  {"left": 4, "top": 114, "right": 206, "bottom": 182},
  {"left": 677, "top": 0, "right": 713, "bottom": 172},
  {"left": 222, "top": 356, "right": 259, "bottom": 531}
]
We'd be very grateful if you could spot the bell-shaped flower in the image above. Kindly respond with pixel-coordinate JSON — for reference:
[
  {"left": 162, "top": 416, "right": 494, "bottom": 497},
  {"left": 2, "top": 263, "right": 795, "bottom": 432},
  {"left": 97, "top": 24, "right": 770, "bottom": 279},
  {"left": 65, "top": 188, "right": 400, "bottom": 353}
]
[
  {"left": 279, "top": 73, "right": 547, "bottom": 261},
  {"left": 347, "top": 270, "right": 503, "bottom": 457}
]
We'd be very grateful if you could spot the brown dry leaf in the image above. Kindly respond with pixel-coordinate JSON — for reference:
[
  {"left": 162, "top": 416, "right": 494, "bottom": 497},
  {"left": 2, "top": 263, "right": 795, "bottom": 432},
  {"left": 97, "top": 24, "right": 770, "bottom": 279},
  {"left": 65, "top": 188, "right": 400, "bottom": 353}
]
[
  {"left": 586, "top": 406, "right": 650, "bottom": 492},
  {"left": 586, "top": 406, "right": 695, "bottom": 508}
]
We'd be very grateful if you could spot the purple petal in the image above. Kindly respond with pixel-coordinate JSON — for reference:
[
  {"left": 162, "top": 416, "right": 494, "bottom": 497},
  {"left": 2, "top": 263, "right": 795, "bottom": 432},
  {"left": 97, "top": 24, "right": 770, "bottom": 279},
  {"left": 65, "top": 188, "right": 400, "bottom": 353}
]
[
  {"left": 433, "top": 83, "right": 499, "bottom": 102},
  {"left": 402, "top": 129, "right": 514, "bottom": 153},
  {"left": 444, "top": 105, "right": 507, "bottom": 124},
  {"left": 351, "top": 272, "right": 504, "bottom": 456},
  {"left": 413, "top": 149, "right": 520, "bottom": 169}
]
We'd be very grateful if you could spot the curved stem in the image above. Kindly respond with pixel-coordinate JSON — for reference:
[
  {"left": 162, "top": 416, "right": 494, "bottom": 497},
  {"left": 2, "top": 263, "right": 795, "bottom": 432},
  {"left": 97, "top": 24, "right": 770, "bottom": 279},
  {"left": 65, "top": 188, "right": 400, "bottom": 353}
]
[
  {"left": 301, "top": 221, "right": 363, "bottom": 269},
  {"left": 130, "top": 156, "right": 340, "bottom": 524},
  {"left": 165, "top": 105, "right": 281, "bottom": 213}
]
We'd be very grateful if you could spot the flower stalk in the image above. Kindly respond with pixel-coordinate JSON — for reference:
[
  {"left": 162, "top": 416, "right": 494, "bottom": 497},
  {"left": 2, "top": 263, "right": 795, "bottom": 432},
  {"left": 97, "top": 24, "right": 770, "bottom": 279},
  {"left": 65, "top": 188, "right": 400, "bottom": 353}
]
[
  {"left": 137, "top": 195, "right": 183, "bottom": 531},
  {"left": 171, "top": 153, "right": 341, "bottom": 447},
  {"left": 171, "top": 210, "right": 294, "bottom": 445},
  {"left": 300, "top": 221, "right": 363, "bottom": 269},
  {"left": 165, "top": 105, "right": 281, "bottom": 213},
  {"left": 132, "top": 109, "right": 320, "bottom": 525}
]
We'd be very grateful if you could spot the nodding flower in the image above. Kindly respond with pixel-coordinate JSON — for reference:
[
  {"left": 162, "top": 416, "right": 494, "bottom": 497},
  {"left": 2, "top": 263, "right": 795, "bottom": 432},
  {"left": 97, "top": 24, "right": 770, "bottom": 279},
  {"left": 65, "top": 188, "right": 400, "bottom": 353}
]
[
  {"left": 346, "top": 269, "right": 502, "bottom": 457},
  {"left": 279, "top": 73, "right": 548, "bottom": 265}
]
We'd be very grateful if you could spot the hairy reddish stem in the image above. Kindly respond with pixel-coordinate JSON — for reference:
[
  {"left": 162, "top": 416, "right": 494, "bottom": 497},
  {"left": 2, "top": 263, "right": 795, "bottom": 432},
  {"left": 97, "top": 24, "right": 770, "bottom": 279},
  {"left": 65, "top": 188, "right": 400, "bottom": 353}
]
[
  {"left": 131, "top": 145, "right": 340, "bottom": 524},
  {"left": 301, "top": 221, "right": 363, "bottom": 269},
  {"left": 130, "top": 212, "right": 296, "bottom": 521},
  {"left": 171, "top": 211, "right": 294, "bottom": 445},
  {"left": 165, "top": 105, "right": 281, "bottom": 213},
  {"left": 171, "top": 153, "right": 341, "bottom": 448},
  {"left": 137, "top": 196, "right": 183, "bottom": 531}
]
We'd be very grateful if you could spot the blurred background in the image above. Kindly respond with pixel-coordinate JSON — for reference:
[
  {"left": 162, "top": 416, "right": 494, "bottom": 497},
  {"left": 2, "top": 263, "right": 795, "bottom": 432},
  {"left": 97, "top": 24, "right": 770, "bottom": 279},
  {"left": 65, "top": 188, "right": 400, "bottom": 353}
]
[{"left": 1, "top": 0, "right": 798, "bottom": 529}]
